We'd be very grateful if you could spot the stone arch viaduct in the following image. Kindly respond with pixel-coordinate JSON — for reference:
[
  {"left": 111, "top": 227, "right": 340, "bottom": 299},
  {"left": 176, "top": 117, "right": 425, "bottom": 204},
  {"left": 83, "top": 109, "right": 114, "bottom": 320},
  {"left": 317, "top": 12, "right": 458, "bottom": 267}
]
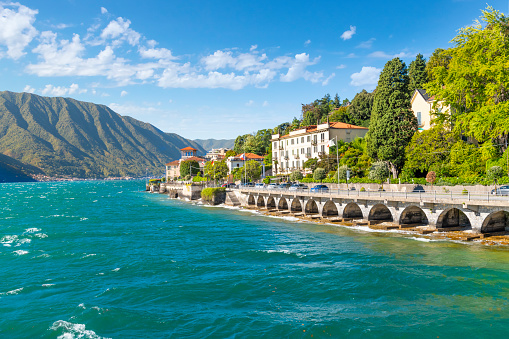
[{"left": 237, "top": 189, "right": 509, "bottom": 234}]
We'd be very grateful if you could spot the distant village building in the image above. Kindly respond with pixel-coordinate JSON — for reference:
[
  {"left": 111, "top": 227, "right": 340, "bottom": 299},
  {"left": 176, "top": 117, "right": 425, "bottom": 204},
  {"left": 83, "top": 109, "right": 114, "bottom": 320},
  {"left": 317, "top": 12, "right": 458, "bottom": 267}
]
[
  {"left": 226, "top": 153, "right": 265, "bottom": 173},
  {"left": 411, "top": 89, "right": 451, "bottom": 131},
  {"left": 205, "top": 148, "right": 231, "bottom": 162},
  {"left": 270, "top": 121, "right": 368, "bottom": 175},
  {"left": 165, "top": 147, "right": 206, "bottom": 181}
]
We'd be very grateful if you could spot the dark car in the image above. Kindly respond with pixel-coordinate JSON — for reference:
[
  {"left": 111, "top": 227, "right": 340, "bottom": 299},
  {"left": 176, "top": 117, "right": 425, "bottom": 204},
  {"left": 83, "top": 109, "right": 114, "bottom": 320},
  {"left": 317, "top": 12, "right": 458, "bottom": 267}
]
[
  {"left": 310, "top": 184, "right": 329, "bottom": 192},
  {"left": 491, "top": 185, "right": 509, "bottom": 195},
  {"left": 239, "top": 182, "right": 255, "bottom": 187},
  {"left": 289, "top": 183, "right": 308, "bottom": 191}
]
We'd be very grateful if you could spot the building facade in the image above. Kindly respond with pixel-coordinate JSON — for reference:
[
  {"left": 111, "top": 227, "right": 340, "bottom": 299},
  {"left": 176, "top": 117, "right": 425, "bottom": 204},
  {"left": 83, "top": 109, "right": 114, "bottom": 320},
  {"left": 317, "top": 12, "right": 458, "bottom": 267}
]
[
  {"left": 165, "top": 147, "right": 206, "bottom": 181},
  {"left": 226, "top": 153, "right": 265, "bottom": 173},
  {"left": 205, "top": 148, "right": 231, "bottom": 162},
  {"left": 270, "top": 122, "right": 368, "bottom": 175},
  {"left": 411, "top": 89, "right": 450, "bottom": 131}
]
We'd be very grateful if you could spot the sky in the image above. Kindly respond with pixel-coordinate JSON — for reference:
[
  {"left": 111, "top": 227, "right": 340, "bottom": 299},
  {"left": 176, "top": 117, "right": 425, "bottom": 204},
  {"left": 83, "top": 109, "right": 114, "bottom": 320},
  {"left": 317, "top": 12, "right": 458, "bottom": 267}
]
[{"left": 0, "top": 0, "right": 507, "bottom": 139}]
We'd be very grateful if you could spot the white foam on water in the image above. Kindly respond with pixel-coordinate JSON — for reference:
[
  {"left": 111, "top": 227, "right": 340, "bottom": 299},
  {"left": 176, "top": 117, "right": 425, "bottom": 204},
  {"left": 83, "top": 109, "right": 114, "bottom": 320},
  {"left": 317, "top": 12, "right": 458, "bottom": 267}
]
[
  {"left": 42, "top": 284, "right": 55, "bottom": 287},
  {"left": 13, "top": 250, "right": 28, "bottom": 255},
  {"left": 1, "top": 287, "right": 24, "bottom": 295},
  {"left": 24, "top": 228, "right": 41, "bottom": 234},
  {"left": 81, "top": 254, "right": 96, "bottom": 259},
  {"left": 1, "top": 235, "right": 18, "bottom": 244},
  {"left": 112, "top": 268, "right": 120, "bottom": 272},
  {"left": 15, "top": 238, "right": 31, "bottom": 246},
  {"left": 264, "top": 249, "right": 306, "bottom": 258},
  {"left": 35, "top": 233, "right": 48, "bottom": 238},
  {"left": 80, "top": 218, "right": 88, "bottom": 221},
  {"left": 50, "top": 320, "right": 110, "bottom": 339}
]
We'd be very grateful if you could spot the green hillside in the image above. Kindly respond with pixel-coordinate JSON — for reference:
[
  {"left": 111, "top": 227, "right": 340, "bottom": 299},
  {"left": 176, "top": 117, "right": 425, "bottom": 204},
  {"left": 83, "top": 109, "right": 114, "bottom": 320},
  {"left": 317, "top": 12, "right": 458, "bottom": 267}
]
[{"left": 0, "top": 91, "right": 205, "bottom": 178}]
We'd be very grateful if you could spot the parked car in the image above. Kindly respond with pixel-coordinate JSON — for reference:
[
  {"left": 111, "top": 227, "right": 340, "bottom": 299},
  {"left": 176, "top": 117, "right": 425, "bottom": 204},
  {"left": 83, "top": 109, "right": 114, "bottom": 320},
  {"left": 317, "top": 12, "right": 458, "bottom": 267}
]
[
  {"left": 289, "top": 183, "right": 308, "bottom": 191},
  {"left": 310, "top": 184, "right": 329, "bottom": 192},
  {"left": 255, "top": 183, "right": 265, "bottom": 189},
  {"left": 240, "top": 182, "right": 255, "bottom": 187},
  {"left": 491, "top": 185, "right": 509, "bottom": 195},
  {"left": 277, "top": 183, "right": 292, "bottom": 189},
  {"left": 267, "top": 183, "right": 278, "bottom": 190},
  {"left": 221, "top": 183, "right": 236, "bottom": 188}
]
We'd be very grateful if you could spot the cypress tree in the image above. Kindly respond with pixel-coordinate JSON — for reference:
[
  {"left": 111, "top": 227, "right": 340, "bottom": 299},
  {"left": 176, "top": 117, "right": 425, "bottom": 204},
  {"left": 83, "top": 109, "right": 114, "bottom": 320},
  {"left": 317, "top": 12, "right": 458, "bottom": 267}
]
[
  {"left": 366, "top": 58, "right": 418, "bottom": 178},
  {"left": 408, "top": 53, "right": 428, "bottom": 94}
]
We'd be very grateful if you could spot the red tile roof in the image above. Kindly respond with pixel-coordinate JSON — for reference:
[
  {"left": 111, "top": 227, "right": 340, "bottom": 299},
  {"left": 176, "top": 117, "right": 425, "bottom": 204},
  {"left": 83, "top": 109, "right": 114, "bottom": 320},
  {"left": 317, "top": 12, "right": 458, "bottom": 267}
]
[
  {"left": 166, "top": 160, "right": 180, "bottom": 166},
  {"left": 330, "top": 122, "right": 368, "bottom": 130},
  {"left": 183, "top": 156, "right": 206, "bottom": 163},
  {"left": 232, "top": 153, "right": 265, "bottom": 160},
  {"left": 180, "top": 147, "right": 197, "bottom": 151}
]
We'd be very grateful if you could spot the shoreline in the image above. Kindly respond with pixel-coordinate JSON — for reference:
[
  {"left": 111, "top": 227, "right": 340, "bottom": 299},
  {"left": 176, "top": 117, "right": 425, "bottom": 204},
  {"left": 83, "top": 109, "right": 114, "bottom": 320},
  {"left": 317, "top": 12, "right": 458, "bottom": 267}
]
[{"left": 169, "top": 195, "right": 509, "bottom": 247}]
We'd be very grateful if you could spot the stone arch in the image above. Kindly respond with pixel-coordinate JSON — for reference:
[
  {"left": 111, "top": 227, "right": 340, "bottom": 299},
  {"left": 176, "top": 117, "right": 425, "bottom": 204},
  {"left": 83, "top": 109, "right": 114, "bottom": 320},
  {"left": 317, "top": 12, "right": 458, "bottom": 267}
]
[
  {"left": 436, "top": 208, "right": 471, "bottom": 229},
  {"left": 256, "top": 195, "right": 265, "bottom": 207},
  {"left": 322, "top": 200, "right": 338, "bottom": 216},
  {"left": 266, "top": 196, "right": 276, "bottom": 209},
  {"left": 399, "top": 205, "right": 429, "bottom": 226},
  {"left": 368, "top": 204, "right": 393, "bottom": 222},
  {"left": 278, "top": 197, "right": 288, "bottom": 210},
  {"left": 481, "top": 210, "right": 509, "bottom": 233},
  {"left": 247, "top": 195, "right": 256, "bottom": 206},
  {"left": 343, "top": 202, "right": 363, "bottom": 219},
  {"left": 305, "top": 199, "right": 319, "bottom": 214},
  {"left": 291, "top": 198, "right": 303, "bottom": 212}
]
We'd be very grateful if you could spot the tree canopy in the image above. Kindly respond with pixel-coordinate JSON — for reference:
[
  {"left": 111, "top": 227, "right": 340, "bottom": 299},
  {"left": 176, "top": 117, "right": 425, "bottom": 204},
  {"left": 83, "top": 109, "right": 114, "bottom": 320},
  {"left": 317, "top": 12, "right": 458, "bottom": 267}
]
[{"left": 408, "top": 53, "right": 428, "bottom": 94}]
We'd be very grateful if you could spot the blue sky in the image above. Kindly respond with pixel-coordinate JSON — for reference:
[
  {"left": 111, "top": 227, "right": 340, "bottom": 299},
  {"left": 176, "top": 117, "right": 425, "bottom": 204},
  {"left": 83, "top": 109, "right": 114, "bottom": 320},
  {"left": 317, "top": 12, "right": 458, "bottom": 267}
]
[{"left": 0, "top": 0, "right": 506, "bottom": 139}]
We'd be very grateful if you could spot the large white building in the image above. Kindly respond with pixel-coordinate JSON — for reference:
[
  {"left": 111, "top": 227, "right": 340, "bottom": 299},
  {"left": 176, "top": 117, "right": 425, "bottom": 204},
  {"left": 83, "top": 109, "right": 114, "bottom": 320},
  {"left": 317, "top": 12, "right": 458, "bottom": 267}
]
[{"left": 271, "top": 121, "right": 368, "bottom": 175}]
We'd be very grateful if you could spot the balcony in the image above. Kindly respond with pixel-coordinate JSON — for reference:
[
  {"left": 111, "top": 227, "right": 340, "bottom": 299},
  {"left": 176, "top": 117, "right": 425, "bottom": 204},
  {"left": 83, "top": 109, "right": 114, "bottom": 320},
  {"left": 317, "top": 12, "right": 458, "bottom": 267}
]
[
  {"left": 283, "top": 155, "right": 289, "bottom": 160},
  {"left": 278, "top": 146, "right": 284, "bottom": 150},
  {"left": 306, "top": 153, "right": 312, "bottom": 158},
  {"left": 295, "top": 155, "right": 300, "bottom": 159},
  {"left": 311, "top": 140, "right": 317, "bottom": 146}
]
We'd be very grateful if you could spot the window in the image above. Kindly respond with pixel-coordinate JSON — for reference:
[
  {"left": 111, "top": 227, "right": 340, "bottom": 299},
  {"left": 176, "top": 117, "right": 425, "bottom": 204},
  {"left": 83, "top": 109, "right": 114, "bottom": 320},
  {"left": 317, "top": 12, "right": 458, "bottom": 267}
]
[
  {"left": 291, "top": 139, "right": 294, "bottom": 145},
  {"left": 417, "top": 112, "right": 422, "bottom": 125},
  {"left": 292, "top": 161, "right": 295, "bottom": 167},
  {"left": 307, "top": 147, "right": 311, "bottom": 154},
  {"left": 321, "top": 145, "right": 325, "bottom": 153},
  {"left": 301, "top": 137, "right": 304, "bottom": 143},
  {"left": 273, "top": 142, "right": 277, "bottom": 148},
  {"left": 292, "top": 149, "right": 294, "bottom": 155},
  {"left": 320, "top": 133, "right": 325, "bottom": 141},
  {"left": 301, "top": 148, "right": 304, "bottom": 154},
  {"left": 313, "top": 146, "right": 317, "bottom": 153},
  {"left": 307, "top": 136, "right": 311, "bottom": 142}
]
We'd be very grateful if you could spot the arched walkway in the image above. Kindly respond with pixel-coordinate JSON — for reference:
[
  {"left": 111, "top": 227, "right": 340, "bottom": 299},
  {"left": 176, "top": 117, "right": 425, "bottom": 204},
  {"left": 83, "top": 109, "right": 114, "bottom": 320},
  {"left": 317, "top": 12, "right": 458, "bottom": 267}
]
[
  {"left": 291, "top": 199, "right": 303, "bottom": 212},
  {"left": 399, "top": 205, "right": 428, "bottom": 225},
  {"left": 305, "top": 199, "right": 319, "bottom": 214},
  {"left": 343, "top": 202, "right": 363, "bottom": 219},
  {"left": 322, "top": 200, "right": 338, "bottom": 216},
  {"left": 436, "top": 208, "right": 471, "bottom": 229},
  {"left": 278, "top": 197, "right": 288, "bottom": 210},
  {"left": 481, "top": 210, "right": 509, "bottom": 233},
  {"left": 256, "top": 196, "right": 265, "bottom": 208},
  {"left": 368, "top": 204, "right": 393, "bottom": 221},
  {"left": 247, "top": 195, "right": 256, "bottom": 206},
  {"left": 266, "top": 197, "right": 276, "bottom": 209}
]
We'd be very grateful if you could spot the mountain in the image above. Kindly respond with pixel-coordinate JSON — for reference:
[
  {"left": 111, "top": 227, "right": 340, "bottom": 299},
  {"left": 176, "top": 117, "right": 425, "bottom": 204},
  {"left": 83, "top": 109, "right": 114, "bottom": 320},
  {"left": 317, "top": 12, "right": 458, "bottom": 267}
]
[
  {"left": 0, "top": 153, "right": 40, "bottom": 182},
  {"left": 193, "top": 139, "right": 234, "bottom": 151},
  {"left": 0, "top": 91, "right": 206, "bottom": 179}
]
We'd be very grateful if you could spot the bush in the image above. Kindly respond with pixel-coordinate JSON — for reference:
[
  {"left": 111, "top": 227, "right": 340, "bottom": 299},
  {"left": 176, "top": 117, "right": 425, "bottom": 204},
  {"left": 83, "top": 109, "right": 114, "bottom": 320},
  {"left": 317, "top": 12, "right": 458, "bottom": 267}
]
[
  {"left": 337, "top": 165, "right": 349, "bottom": 181},
  {"left": 313, "top": 168, "right": 326, "bottom": 182},
  {"left": 201, "top": 187, "right": 226, "bottom": 201},
  {"left": 426, "top": 171, "right": 437, "bottom": 185},
  {"left": 462, "top": 188, "right": 468, "bottom": 195},
  {"left": 300, "top": 178, "right": 314, "bottom": 183},
  {"left": 305, "top": 173, "right": 313, "bottom": 179},
  {"left": 487, "top": 166, "right": 504, "bottom": 180},
  {"left": 368, "top": 161, "right": 389, "bottom": 182},
  {"left": 262, "top": 177, "right": 270, "bottom": 184},
  {"left": 290, "top": 170, "right": 303, "bottom": 182},
  {"left": 185, "top": 175, "right": 191, "bottom": 181},
  {"left": 192, "top": 175, "right": 207, "bottom": 182},
  {"left": 360, "top": 187, "right": 365, "bottom": 192}
]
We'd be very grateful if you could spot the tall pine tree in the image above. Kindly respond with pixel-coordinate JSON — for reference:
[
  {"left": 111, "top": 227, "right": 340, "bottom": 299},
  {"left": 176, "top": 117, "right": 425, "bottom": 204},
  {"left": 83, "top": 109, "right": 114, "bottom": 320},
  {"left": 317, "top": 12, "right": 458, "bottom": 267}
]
[
  {"left": 366, "top": 58, "right": 418, "bottom": 178},
  {"left": 408, "top": 53, "right": 428, "bottom": 94}
]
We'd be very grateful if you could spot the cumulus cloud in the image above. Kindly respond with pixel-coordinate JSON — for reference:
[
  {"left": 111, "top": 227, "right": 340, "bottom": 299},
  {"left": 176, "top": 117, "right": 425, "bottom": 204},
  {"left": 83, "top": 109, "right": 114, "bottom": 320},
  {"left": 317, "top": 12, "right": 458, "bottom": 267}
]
[
  {"left": 41, "top": 83, "right": 85, "bottom": 96},
  {"left": 322, "top": 73, "right": 335, "bottom": 86},
  {"left": 368, "top": 50, "right": 412, "bottom": 59},
  {"left": 304, "top": 39, "right": 311, "bottom": 46},
  {"left": 0, "top": 3, "right": 38, "bottom": 59},
  {"left": 120, "top": 90, "right": 128, "bottom": 97},
  {"left": 350, "top": 66, "right": 381, "bottom": 87},
  {"left": 201, "top": 50, "right": 267, "bottom": 71},
  {"left": 262, "top": 101, "right": 269, "bottom": 107},
  {"left": 336, "top": 64, "right": 346, "bottom": 69},
  {"left": 23, "top": 85, "right": 35, "bottom": 93},
  {"left": 280, "top": 53, "right": 322, "bottom": 83},
  {"left": 245, "top": 100, "right": 254, "bottom": 106},
  {"left": 100, "top": 17, "right": 140, "bottom": 46},
  {"left": 340, "top": 25, "right": 356, "bottom": 40},
  {"left": 101, "top": 7, "right": 108, "bottom": 14}
]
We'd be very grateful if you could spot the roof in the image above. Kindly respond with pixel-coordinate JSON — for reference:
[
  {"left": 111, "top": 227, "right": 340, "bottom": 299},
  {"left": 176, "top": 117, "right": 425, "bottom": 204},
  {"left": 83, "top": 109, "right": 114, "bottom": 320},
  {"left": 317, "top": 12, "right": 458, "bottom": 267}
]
[
  {"left": 180, "top": 147, "right": 197, "bottom": 151},
  {"left": 231, "top": 153, "right": 265, "bottom": 160},
  {"left": 166, "top": 160, "right": 180, "bottom": 166},
  {"left": 414, "top": 89, "right": 436, "bottom": 102},
  {"left": 183, "top": 156, "right": 206, "bottom": 163},
  {"left": 329, "top": 121, "right": 368, "bottom": 130}
]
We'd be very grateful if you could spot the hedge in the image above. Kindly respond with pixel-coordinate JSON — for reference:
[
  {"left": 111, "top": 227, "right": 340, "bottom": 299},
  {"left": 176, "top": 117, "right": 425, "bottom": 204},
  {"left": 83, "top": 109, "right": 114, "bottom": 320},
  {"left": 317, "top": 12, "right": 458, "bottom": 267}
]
[{"left": 201, "top": 187, "right": 226, "bottom": 201}]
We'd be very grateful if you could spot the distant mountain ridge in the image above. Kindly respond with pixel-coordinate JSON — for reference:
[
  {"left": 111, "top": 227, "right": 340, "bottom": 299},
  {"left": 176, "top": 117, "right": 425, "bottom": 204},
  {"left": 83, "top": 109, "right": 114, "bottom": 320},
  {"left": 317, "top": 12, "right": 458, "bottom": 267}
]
[
  {"left": 0, "top": 91, "right": 205, "bottom": 179},
  {"left": 193, "top": 139, "right": 234, "bottom": 151}
]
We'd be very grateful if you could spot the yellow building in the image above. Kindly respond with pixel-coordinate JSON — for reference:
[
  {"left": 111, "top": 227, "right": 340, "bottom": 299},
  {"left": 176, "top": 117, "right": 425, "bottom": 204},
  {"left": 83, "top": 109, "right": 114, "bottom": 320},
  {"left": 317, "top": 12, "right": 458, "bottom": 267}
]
[{"left": 411, "top": 89, "right": 450, "bottom": 131}]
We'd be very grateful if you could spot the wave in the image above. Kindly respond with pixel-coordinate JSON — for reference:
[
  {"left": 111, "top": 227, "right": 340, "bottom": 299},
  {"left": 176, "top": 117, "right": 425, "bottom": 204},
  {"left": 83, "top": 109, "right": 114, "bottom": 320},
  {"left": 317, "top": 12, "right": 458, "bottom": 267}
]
[
  {"left": 50, "top": 320, "right": 110, "bottom": 339},
  {"left": 13, "top": 250, "right": 29, "bottom": 255}
]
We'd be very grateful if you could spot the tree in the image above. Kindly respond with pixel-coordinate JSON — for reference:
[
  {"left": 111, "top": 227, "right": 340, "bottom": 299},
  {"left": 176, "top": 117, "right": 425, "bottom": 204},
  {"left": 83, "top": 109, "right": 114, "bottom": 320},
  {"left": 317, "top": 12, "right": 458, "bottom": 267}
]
[
  {"left": 180, "top": 160, "right": 200, "bottom": 177},
  {"left": 366, "top": 57, "right": 418, "bottom": 178},
  {"left": 337, "top": 165, "right": 349, "bottom": 180},
  {"left": 328, "top": 106, "right": 351, "bottom": 124},
  {"left": 333, "top": 93, "right": 341, "bottom": 108},
  {"left": 290, "top": 170, "right": 303, "bottom": 182},
  {"left": 487, "top": 166, "right": 504, "bottom": 180},
  {"left": 426, "top": 171, "right": 437, "bottom": 190},
  {"left": 425, "top": 48, "right": 451, "bottom": 82},
  {"left": 233, "top": 134, "right": 248, "bottom": 154},
  {"left": 304, "top": 158, "right": 319, "bottom": 172},
  {"left": 204, "top": 160, "right": 228, "bottom": 180},
  {"left": 244, "top": 160, "right": 262, "bottom": 181},
  {"left": 425, "top": 7, "right": 509, "bottom": 144},
  {"left": 347, "top": 89, "right": 374, "bottom": 126},
  {"left": 224, "top": 149, "right": 236, "bottom": 158},
  {"left": 368, "top": 161, "right": 390, "bottom": 183},
  {"left": 313, "top": 167, "right": 326, "bottom": 182},
  {"left": 408, "top": 54, "right": 428, "bottom": 94}
]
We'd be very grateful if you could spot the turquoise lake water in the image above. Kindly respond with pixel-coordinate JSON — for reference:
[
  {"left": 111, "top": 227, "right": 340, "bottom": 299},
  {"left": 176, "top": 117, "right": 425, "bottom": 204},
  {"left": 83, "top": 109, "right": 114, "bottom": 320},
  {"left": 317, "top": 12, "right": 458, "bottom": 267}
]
[{"left": 1, "top": 180, "right": 509, "bottom": 338}]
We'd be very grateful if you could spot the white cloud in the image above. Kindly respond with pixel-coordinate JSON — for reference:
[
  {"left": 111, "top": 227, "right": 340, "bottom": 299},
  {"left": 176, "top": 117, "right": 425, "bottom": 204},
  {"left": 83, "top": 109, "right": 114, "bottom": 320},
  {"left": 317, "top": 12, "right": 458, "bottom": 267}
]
[
  {"left": 101, "top": 7, "right": 108, "bottom": 14},
  {"left": 201, "top": 50, "right": 267, "bottom": 71},
  {"left": 100, "top": 17, "right": 140, "bottom": 46},
  {"left": 262, "top": 101, "right": 269, "bottom": 107},
  {"left": 340, "top": 25, "right": 356, "bottom": 41},
  {"left": 52, "top": 23, "right": 71, "bottom": 30},
  {"left": 368, "top": 50, "right": 412, "bottom": 59},
  {"left": 280, "top": 53, "right": 323, "bottom": 83},
  {"left": 23, "top": 85, "right": 35, "bottom": 93},
  {"left": 41, "top": 83, "right": 85, "bottom": 96},
  {"left": 0, "top": 3, "right": 38, "bottom": 59},
  {"left": 346, "top": 53, "right": 356, "bottom": 58},
  {"left": 356, "top": 38, "right": 375, "bottom": 49},
  {"left": 336, "top": 64, "right": 346, "bottom": 69},
  {"left": 139, "top": 46, "right": 176, "bottom": 60},
  {"left": 120, "top": 90, "right": 128, "bottom": 97},
  {"left": 350, "top": 66, "right": 381, "bottom": 87},
  {"left": 322, "top": 73, "right": 335, "bottom": 86},
  {"left": 250, "top": 44, "right": 257, "bottom": 51},
  {"left": 245, "top": 100, "right": 254, "bottom": 106},
  {"left": 304, "top": 39, "right": 311, "bottom": 46}
]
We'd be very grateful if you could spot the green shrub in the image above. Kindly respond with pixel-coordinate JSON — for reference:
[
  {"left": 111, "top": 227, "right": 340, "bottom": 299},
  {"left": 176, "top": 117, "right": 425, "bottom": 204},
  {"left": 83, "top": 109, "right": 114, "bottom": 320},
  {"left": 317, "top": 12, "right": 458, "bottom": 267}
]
[
  {"left": 300, "top": 178, "right": 314, "bottom": 183},
  {"left": 462, "top": 188, "right": 468, "bottom": 195},
  {"left": 201, "top": 187, "right": 226, "bottom": 201},
  {"left": 290, "top": 170, "right": 303, "bottom": 182},
  {"left": 313, "top": 168, "right": 326, "bottom": 182},
  {"left": 487, "top": 166, "right": 505, "bottom": 180},
  {"left": 360, "top": 187, "right": 365, "bottom": 192},
  {"left": 305, "top": 173, "right": 313, "bottom": 179}
]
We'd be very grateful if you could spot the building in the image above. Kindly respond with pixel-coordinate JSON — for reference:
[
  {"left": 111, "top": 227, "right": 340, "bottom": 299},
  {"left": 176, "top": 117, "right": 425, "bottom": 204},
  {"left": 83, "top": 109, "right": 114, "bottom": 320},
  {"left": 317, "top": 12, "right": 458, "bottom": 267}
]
[
  {"left": 226, "top": 153, "right": 265, "bottom": 173},
  {"left": 205, "top": 148, "right": 231, "bottom": 162},
  {"left": 411, "top": 89, "right": 450, "bottom": 131},
  {"left": 165, "top": 147, "right": 206, "bottom": 181},
  {"left": 270, "top": 121, "right": 368, "bottom": 175}
]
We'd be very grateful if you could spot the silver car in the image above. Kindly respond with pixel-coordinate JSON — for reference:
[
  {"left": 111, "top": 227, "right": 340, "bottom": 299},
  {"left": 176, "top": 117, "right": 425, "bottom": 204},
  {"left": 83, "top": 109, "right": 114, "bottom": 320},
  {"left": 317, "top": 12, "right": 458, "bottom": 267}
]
[
  {"left": 289, "top": 184, "right": 308, "bottom": 191},
  {"left": 491, "top": 185, "right": 509, "bottom": 195}
]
